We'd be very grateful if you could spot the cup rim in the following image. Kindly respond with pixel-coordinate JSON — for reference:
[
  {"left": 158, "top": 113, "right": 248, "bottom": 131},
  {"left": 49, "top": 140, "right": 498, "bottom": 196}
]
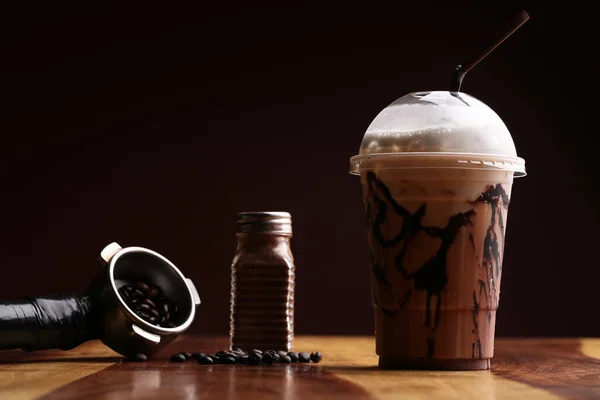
[{"left": 349, "top": 152, "right": 526, "bottom": 177}]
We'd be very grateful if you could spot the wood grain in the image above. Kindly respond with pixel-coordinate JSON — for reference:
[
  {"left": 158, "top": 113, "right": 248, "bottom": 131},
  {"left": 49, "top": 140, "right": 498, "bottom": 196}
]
[
  {"left": 0, "top": 336, "right": 599, "bottom": 399},
  {"left": 0, "top": 341, "right": 120, "bottom": 400}
]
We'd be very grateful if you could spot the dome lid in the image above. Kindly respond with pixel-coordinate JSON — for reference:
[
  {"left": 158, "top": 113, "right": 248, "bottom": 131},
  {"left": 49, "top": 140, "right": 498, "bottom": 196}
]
[{"left": 349, "top": 91, "right": 526, "bottom": 176}]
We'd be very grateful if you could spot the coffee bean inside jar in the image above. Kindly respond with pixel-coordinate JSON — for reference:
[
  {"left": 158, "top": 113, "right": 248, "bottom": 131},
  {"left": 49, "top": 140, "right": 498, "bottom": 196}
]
[{"left": 118, "top": 281, "right": 179, "bottom": 328}]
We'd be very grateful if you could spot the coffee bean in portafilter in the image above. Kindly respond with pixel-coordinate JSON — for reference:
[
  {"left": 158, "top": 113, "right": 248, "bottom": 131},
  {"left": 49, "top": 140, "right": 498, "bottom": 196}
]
[
  {"left": 118, "top": 281, "right": 178, "bottom": 328},
  {"left": 169, "top": 348, "right": 323, "bottom": 365}
]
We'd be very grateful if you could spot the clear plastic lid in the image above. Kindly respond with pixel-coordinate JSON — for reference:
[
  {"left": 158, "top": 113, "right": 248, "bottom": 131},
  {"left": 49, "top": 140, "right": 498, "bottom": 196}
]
[{"left": 349, "top": 91, "right": 526, "bottom": 177}]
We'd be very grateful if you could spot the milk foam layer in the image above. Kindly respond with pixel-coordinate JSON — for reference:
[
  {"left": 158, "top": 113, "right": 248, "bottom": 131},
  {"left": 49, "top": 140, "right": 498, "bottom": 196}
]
[{"left": 359, "top": 91, "right": 518, "bottom": 157}]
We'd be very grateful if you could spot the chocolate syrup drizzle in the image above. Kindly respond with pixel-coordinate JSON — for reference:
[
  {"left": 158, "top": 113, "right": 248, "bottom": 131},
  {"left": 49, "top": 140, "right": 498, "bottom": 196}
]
[
  {"left": 475, "top": 184, "right": 509, "bottom": 282},
  {"left": 366, "top": 172, "right": 475, "bottom": 357},
  {"left": 470, "top": 184, "right": 509, "bottom": 359},
  {"left": 373, "top": 295, "right": 398, "bottom": 317},
  {"left": 369, "top": 248, "right": 391, "bottom": 289},
  {"left": 366, "top": 173, "right": 510, "bottom": 359},
  {"left": 471, "top": 280, "right": 487, "bottom": 359}
]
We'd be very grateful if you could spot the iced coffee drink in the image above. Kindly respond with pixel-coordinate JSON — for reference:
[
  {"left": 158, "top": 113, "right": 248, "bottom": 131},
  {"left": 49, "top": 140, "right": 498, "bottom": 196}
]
[{"left": 350, "top": 91, "right": 526, "bottom": 370}]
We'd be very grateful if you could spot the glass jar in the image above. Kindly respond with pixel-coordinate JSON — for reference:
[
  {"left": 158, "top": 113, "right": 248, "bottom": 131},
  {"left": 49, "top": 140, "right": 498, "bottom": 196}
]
[{"left": 229, "top": 212, "right": 295, "bottom": 352}]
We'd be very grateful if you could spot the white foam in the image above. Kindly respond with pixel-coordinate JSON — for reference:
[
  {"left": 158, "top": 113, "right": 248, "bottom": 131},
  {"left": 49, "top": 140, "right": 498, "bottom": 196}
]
[{"left": 359, "top": 92, "right": 518, "bottom": 157}]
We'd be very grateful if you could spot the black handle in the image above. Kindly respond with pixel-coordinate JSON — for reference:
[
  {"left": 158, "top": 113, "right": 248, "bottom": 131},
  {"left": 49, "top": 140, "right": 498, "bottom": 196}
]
[{"left": 0, "top": 294, "right": 103, "bottom": 351}]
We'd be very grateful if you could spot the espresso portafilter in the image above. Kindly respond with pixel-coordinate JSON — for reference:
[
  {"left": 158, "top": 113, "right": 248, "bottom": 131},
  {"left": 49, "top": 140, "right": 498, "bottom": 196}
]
[{"left": 0, "top": 242, "right": 201, "bottom": 359}]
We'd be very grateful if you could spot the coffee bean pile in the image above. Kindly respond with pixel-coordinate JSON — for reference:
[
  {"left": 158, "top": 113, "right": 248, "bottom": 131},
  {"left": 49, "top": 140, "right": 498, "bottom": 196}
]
[
  {"left": 118, "top": 281, "right": 178, "bottom": 328},
  {"left": 170, "top": 349, "right": 323, "bottom": 365}
]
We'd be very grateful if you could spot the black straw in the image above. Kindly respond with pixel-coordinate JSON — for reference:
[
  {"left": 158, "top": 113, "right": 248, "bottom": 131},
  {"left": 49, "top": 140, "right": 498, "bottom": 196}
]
[{"left": 449, "top": 10, "right": 530, "bottom": 92}]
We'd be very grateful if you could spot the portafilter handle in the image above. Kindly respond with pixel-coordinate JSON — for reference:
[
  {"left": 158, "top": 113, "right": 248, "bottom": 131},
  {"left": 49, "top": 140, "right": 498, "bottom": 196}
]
[{"left": 0, "top": 295, "right": 102, "bottom": 352}]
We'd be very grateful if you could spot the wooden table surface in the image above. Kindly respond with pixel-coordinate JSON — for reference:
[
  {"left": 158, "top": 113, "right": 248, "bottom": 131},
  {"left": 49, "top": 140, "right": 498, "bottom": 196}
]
[{"left": 1, "top": 335, "right": 599, "bottom": 399}]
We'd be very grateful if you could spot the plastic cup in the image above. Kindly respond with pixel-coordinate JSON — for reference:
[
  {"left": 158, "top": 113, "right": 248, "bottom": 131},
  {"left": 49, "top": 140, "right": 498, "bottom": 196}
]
[{"left": 349, "top": 91, "right": 526, "bottom": 370}]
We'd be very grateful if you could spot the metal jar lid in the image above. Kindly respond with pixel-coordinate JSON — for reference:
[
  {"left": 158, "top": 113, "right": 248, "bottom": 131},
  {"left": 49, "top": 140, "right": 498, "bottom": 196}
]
[{"left": 236, "top": 212, "right": 292, "bottom": 235}]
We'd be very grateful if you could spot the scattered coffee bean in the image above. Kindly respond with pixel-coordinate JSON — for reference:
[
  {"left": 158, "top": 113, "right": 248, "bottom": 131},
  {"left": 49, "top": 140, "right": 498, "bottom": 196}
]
[
  {"left": 218, "top": 357, "right": 233, "bottom": 365},
  {"left": 216, "top": 350, "right": 231, "bottom": 358},
  {"left": 131, "top": 353, "right": 147, "bottom": 362},
  {"left": 263, "top": 353, "right": 277, "bottom": 364},
  {"left": 167, "top": 321, "right": 177, "bottom": 328},
  {"left": 132, "top": 289, "right": 144, "bottom": 299},
  {"left": 170, "top": 353, "right": 186, "bottom": 362},
  {"left": 279, "top": 355, "right": 292, "bottom": 364},
  {"left": 249, "top": 353, "right": 262, "bottom": 364},
  {"left": 310, "top": 351, "right": 322, "bottom": 363},
  {"left": 137, "top": 303, "right": 151, "bottom": 311},
  {"left": 247, "top": 355, "right": 261, "bottom": 365},
  {"left": 180, "top": 348, "right": 323, "bottom": 366},
  {"left": 238, "top": 355, "right": 249, "bottom": 364},
  {"left": 198, "top": 355, "right": 214, "bottom": 365}
]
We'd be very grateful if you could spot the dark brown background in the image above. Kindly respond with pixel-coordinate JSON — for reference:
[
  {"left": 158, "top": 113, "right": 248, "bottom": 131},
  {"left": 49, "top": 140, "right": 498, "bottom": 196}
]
[{"left": 0, "top": 1, "right": 597, "bottom": 336}]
